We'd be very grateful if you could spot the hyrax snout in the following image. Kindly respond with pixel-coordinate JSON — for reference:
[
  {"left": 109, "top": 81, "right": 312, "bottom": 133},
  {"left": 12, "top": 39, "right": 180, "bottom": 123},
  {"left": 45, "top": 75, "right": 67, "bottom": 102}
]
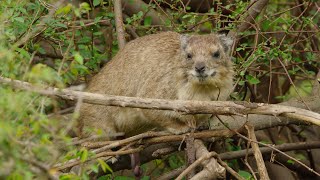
[{"left": 78, "top": 31, "right": 234, "bottom": 138}]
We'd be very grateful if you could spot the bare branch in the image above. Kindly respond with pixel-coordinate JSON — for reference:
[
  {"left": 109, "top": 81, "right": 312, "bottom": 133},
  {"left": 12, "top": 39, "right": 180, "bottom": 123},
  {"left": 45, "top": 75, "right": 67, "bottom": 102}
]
[
  {"left": 219, "top": 141, "right": 320, "bottom": 160},
  {"left": 1, "top": 76, "right": 320, "bottom": 127},
  {"left": 245, "top": 124, "right": 270, "bottom": 180},
  {"left": 113, "top": 0, "right": 126, "bottom": 49},
  {"left": 185, "top": 133, "right": 196, "bottom": 178}
]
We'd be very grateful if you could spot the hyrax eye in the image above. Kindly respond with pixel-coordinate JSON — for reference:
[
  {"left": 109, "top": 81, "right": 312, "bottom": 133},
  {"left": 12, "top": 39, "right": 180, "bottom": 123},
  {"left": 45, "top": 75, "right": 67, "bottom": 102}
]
[
  {"left": 186, "top": 53, "right": 193, "bottom": 59},
  {"left": 212, "top": 51, "right": 220, "bottom": 58}
]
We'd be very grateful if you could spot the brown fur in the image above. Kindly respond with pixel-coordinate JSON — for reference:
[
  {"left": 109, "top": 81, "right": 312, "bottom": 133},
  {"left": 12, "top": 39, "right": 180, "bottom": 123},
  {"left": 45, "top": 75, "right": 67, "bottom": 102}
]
[{"left": 78, "top": 31, "right": 234, "bottom": 138}]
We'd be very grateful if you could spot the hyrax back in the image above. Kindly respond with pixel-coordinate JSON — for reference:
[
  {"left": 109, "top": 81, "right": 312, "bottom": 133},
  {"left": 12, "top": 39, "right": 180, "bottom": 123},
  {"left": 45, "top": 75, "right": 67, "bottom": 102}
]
[{"left": 78, "top": 31, "right": 234, "bottom": 137}]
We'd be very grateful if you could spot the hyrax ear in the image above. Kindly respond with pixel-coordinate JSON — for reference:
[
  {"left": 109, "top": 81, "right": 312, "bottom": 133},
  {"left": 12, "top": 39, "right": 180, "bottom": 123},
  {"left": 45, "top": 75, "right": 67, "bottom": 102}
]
[
  {"left": 180, "top": 34, "right": 190, "bottom": 50},
  {"left": 218, "top": 34, "right": 234, "bottom": 53}
]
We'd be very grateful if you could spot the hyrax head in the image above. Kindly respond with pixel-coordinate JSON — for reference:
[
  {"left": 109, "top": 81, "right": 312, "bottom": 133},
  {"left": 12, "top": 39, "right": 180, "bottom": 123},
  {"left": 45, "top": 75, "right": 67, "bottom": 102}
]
[{"left": 180, "top": 33, "right": 234, "bottom": 87}]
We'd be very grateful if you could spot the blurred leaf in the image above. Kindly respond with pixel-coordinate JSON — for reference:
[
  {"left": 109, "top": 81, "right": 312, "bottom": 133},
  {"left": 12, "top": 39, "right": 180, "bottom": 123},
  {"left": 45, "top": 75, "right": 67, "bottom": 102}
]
[
  {"left": 80, "top": 148, "right": 88, "bottom": 162},
  {"left": 246, "top": 75, "right": 260, "bottom": 85},
  {"left": 115, "top": 176, "right": 135, "bottom": 180},
  {"left": 55, "top": 3, "right": 72, "bottom": 15},
  {"left": 98, "top": 159, "right": 113, "bottom": 173},
  {"left": 74, "top": 52, "right": 84, "bottom": 64},
  {"left": 14, "top": 17, "right": 24, "bottom": 23},
  {"left": 59, "top": 174, "right": 81, "bottom": 180},
  {"left": 28, "top": 64, "right": 63, "bottom": 86},
  {"left": 144, "top": 16, "right": 152, "bottom": 26},
  {"left": 94, "top": 16, "right": 102, "bottom": 23},
  {"left": 80, "top": 2, "right": 91, "bottom": 11},
  {"left": 93, "top": 0, "right": 101, "bottom": 7},
  {"left": 287, "top": 159, "right": 295, "bottom": 165},
  {"left": 238, "top": 170, "right": 253, "bottom": 179},
  {"left": 16, "top": 47, "right": 31, "bottom": 59}
]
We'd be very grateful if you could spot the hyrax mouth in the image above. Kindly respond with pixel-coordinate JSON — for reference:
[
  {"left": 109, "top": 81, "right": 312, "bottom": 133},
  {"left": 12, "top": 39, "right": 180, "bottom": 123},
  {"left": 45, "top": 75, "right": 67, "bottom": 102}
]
[
  {"left": 196, "top": 75, "right": 207, "bottom": 82},
  {"left": 196, "top": 73, "right": 208, "bottom": 78},
  {"left": 191, "top": 70, "right": 217, "bottom": 83},
  {"left": 189, "top": 69, "right": 217, "bottom": 84}
]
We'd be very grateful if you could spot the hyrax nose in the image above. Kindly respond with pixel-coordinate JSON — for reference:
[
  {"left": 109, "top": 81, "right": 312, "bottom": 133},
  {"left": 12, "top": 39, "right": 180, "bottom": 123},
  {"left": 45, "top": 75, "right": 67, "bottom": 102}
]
[{"left": 195, "top": 63, "right": 206, "bottom": 74}]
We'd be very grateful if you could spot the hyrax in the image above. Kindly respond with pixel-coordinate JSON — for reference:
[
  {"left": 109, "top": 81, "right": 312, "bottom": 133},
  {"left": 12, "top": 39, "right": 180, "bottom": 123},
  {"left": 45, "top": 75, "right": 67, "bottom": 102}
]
[{"left": 78, "top": 31, "right": 234, "bottom": 137}]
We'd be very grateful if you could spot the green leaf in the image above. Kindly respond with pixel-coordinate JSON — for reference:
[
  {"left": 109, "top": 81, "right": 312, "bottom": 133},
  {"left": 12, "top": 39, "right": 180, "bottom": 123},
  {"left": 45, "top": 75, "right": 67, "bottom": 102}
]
[
  {"left": 93, "top": 31, "right": 103, "bottom": 36},
  {"left": 182, "top": 14, "right": 192, "bottom": 19},
  {"left": 59, "top": 174, "right": 81, "bottom": 180},
  {"left": 74, "top": 52, "right": 84, "bottom": 64},
  {"left": 115, "top": 176, "right": 135, "bottom": 180},
  {"left": 97, "top": 175, "right": 112, "bottom": 180},
  {"left": 144, "top": 16, "right": 152, "bottom": 26},
  {"left": 80, "top": 149, "right": 88, "bottom": 162},
  {"left": 55, "top": 3, "right": 72, "bottom": 15},
  {"left": 55, "top": 22, "right": 67, "bottom": 28},
  {"left": 14, "top": 17, "right": 24, "bottom": 23},
  {"left": 97, "top": 159, "right": 113, "bottom": 173},
  {"left": 16, "top": 48, "right": 31, "bottom": 59},
  {"left": 141, "top": 176, "right": 150, "bottom": 180},
  {"left": 287, "top": 159, "right": 295, "bottom": 165},
  {"left": 236, "top": 47, "right": 244, "bottom": 52},
  {"left": 106, "top": 12, "right": 114, "bottom": 18},
  {"left": 126, "top": 17, "right": 132, "bottom": 24},
  {"left": 91, "top": 164, "right": 99, "bottom": 173},
  {"left": 80, "top": 2, "right": 91, "bottom": 11},
  {"left": 246, "top": 75, "right": 260, "bottom": 85},
  {"left": 93, "top": 0, "right": 101, "bottom": 7},
  {"left": 137, "top": 11, "right": 143, "bottom": 18},
  {"left": 238, "top": 170, "right": 253, "bottom": 179},
  {"left": 18, "top": 7, "right": 27, "bottom": 15},
  {"left": 74, "top": 8, "right": 80, "bottom": 17},
  {"left": 154, "top": 159, "right": 162, "bottom": 165},
  {"left": 94, "top": 16, "right": 102, "bottom": 23}
]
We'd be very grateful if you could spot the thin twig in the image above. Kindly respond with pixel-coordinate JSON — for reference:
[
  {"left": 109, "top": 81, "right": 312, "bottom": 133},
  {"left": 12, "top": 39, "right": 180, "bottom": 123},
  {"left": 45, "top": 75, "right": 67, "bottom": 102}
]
[
  {"left": 276, "top": 57, "right": 311, "bottom": 110},
  {"left": 82, "top": 129, "right": 238, "bottom": 149},
  {"left": 113, "top": 0, "right": 126, "bottom": 49},
  {"left": 219, "top": 141, "right": 320, "bottom": 160},
  {"left": 92, "top": 131, "right": 168, "bottom": 154},
  {"left": 216, "top": 157, "right": 245, "bottom": 180},
  {"left": 54, "top": 146, "right": 143, "bottom": 171}
]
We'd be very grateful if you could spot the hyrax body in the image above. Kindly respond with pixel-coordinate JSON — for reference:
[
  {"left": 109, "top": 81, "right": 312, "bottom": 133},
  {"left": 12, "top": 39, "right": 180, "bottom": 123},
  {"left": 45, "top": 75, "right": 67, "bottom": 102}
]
[{"left": 78, "top": 31, "right": 234, "bottom": 137}]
